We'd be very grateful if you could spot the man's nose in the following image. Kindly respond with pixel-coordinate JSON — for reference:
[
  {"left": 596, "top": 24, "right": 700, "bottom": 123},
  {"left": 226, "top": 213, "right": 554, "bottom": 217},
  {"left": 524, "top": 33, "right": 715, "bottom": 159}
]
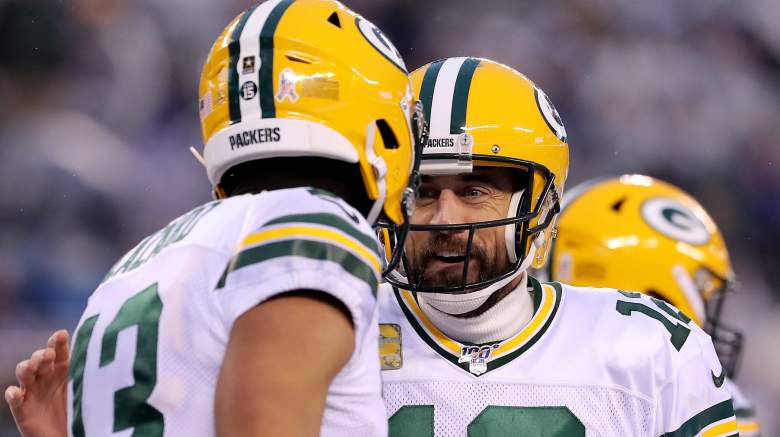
[{"left": 430, "top": 190, "right": 467, "bottom": 234}]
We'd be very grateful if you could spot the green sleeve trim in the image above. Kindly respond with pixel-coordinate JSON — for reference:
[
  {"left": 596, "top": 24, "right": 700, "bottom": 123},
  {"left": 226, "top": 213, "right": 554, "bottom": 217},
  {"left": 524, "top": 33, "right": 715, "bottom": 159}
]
[
  {"left": 662, "top": 399, "right": 735, "bottom": 437},
  {"left": 266, "top": 212, "right": 380, "bottom": 255},
  {"left": 218, "top": 239, "right": 377, "bottom": 295}
]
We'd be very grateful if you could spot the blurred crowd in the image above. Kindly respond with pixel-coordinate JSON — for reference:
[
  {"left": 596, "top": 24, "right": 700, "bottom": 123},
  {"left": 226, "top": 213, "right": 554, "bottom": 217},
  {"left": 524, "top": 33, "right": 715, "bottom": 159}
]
[{"left": 0, "top": 0, "right": 778, "bottom": 434}]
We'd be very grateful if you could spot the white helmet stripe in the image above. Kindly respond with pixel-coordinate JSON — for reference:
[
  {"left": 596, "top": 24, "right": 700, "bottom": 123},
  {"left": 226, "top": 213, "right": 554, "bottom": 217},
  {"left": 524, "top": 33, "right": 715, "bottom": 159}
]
[
  {"left": 236, "top": 0, "right": 282, "bottom": 120},
  {"left": 428, "top": 57, "right": 468, "bottom": 138}
]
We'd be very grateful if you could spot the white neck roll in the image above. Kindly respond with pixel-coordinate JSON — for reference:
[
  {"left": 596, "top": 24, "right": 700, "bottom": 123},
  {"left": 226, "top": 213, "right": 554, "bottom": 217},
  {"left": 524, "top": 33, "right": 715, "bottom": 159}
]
[{"left": 416, "top": 273, "right": 535, "bottom": 344}]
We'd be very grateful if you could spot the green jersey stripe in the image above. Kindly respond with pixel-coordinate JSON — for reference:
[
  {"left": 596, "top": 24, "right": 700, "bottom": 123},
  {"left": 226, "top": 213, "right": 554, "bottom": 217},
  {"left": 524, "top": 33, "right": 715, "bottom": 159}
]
[
  {"left": 662, "top": 399, "right": 735, "bottom": 437},
  {"left": 449, "top": 57, "right": 480, "bottom": 134},
  {"left": 419, "top": 59, "right": 445, "bottom": 130},
  {"left": 220, "top": 239, "right": 378, "bottom": 295},
  {"left": 228, "top": 5, "right": 258, "bottom": 123},
  {"left": 531, "top": 275, "right": 543, "bottom": 312},
  {"left": 266, "top": 212, "right": 380, "bottom": 255},
  {"left": 259, "top": 0, "right": 295, "bottom": 118}
]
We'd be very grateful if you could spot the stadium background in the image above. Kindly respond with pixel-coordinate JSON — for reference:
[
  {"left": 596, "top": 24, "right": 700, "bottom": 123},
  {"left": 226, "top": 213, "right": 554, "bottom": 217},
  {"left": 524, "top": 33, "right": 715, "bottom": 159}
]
[{"left": 0, "top": 0, "right": 778, "bottom": 434}]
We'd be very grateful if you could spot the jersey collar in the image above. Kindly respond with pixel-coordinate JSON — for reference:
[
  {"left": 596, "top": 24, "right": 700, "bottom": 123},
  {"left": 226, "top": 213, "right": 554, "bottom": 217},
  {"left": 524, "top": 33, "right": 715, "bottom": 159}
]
[{"left": 393, "top": 276, "right": 563, "bottom": 377}]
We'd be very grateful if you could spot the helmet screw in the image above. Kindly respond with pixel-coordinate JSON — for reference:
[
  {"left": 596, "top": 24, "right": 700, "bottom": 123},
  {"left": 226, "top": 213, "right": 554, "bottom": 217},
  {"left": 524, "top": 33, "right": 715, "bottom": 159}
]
[{"left": 491, "top": 145, "right": 500, "bottom": 154}]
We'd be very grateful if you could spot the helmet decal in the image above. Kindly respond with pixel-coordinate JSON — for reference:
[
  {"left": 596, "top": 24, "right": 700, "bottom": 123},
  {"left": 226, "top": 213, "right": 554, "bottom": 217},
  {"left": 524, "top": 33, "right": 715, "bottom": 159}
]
[
  {"left": 275, "top": 68, "right": 299, "bottom": 102},
  {"left": 355, "top": 16, "right": 407, "bottom": 73},
  {"left": 641, "top": 197, "right": 710, "bottom": 244},
  {"left": 534, "top": 86, "right": 567, "bottom": 142}
]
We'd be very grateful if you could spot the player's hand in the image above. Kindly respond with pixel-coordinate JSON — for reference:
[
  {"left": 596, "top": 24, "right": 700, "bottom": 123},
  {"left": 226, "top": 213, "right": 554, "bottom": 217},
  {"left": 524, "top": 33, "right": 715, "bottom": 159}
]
[{"left": 5, "top": 330, "right": 70, "bottom": 437}]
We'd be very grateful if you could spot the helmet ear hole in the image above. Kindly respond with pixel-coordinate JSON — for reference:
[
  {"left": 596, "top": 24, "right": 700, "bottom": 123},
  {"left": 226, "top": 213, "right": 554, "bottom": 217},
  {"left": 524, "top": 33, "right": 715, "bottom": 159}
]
[
  {"left": 376, "top": 119, "right": 399, "bottom": 150},
  {"left": 285, "top": 54, "right": 311, "bottom": 64},
  {"left": 327, "top": 11, "right": 341, "bottom": 28}
]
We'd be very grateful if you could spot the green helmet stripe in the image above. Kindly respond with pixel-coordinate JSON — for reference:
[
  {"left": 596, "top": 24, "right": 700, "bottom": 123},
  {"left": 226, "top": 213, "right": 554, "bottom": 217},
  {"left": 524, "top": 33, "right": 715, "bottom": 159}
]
[
  {"left": 227, "top": 5, "right": 258, "bottom": 124},
  {"left": 449, "top": 57, "right": 480, "bottom": 134},
  {"left": 258, "top": 0, "right": 295, "bottom": 119},
  {"left": 419, "top": 59, "right": 445, "bottom": 129}
]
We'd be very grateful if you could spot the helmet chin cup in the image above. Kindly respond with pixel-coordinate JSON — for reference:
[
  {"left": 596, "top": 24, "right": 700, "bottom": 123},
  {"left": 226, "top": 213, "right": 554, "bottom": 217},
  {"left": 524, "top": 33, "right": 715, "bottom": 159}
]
[{"left": 505, "top": 190, "right": 525, "bottom": 263}]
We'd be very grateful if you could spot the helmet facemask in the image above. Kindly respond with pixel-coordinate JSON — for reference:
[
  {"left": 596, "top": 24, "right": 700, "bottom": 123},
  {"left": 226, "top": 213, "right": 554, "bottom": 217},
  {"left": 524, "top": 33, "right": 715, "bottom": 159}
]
[
  {"left": 702, "top": 276, "right": 744, "bottom": 378},
  {"left": 381, "top": 156, "right": 559, "bottom": 294},
  {"left": 661, "top": 264, "right": 743, "bottom": 377}
]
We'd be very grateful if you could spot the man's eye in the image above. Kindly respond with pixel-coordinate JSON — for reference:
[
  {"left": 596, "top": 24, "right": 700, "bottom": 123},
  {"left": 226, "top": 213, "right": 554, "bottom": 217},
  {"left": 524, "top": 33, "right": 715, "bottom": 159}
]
[{"left": 464, "top": 188, "right": 485, "bottom": 198}]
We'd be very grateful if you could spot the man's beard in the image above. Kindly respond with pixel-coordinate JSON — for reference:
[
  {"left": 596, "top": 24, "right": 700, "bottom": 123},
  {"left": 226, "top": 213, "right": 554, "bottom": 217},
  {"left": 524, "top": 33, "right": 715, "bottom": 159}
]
[{"left": 409, "top": 233, "right": 504, "bottom": 291}]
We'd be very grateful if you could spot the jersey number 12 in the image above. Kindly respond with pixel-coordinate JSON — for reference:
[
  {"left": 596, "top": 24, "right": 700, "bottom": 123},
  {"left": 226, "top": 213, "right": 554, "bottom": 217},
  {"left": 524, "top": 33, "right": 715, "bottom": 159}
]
[{"left": 389, "top": 405, "right": 585, "bottom": 437}]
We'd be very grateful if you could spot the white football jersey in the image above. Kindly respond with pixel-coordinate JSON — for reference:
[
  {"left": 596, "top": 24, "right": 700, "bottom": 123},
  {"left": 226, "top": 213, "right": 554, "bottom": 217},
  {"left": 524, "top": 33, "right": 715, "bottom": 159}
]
[
  {"left": 66, "top": 188, "right": 387, "bottom": 437},
  {"left": 379, "top": 277, "right": 738, "bottom": 437}
]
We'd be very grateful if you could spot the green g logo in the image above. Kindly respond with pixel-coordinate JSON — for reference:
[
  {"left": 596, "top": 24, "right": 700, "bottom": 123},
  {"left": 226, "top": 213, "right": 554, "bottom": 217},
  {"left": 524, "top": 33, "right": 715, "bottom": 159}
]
[
  {"left": 355, "top": 16, "right": 407, "bottom": 73},
  {"left": 641, "top": 197, "right": 710, "bottom": 244},
  {"left": 534, "top": 86, "right": 567, "bottom": 142}
]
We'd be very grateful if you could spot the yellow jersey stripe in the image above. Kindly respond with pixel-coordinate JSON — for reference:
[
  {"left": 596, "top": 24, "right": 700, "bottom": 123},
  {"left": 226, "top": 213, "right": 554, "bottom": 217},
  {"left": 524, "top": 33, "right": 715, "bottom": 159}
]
[
  {"left": 400, "top": 290, "right": 462, "bottom": 354},
  {"left": 699, "top": 418, "right": 738, "bottom": 437},
  {"left": 240, "top": 225, "right": 381, "bottom": 272},
  {"left": 737, "top": 420, "right": 760, "bottom": 433},
  {"left": 493, "top": 284, "right": 554, "bottom": 356}
]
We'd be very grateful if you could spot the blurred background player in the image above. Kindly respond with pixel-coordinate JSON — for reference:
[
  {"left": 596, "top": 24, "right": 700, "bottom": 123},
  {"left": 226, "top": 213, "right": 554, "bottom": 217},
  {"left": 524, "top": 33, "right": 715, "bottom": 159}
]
[
  {"left": 377, "top": 57, "right": 737, "bottom": 436},
  {"left": 547, "top": 174, "right": 761, "bottom": 436},
  {"left": 5, "top": 0, "right": 423, "bottom": 436}
]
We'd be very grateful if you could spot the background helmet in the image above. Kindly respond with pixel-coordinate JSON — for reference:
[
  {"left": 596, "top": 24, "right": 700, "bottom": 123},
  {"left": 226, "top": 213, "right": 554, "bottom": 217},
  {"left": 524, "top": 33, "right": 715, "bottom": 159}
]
[
  {"left": 384, "top": 57, "right": 568, "bottom": 293},
  {"left": 197, "top": 0, "right": 423, "bottom": 232},
  {"left": 549, "top": 174, "right": 743, "bottom": 376}
]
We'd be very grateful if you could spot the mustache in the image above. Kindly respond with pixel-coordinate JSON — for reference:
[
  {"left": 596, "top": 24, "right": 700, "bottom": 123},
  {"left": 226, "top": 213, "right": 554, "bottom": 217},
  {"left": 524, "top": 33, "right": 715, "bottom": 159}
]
[{"left": 411, "top": 234, "right": 490, "bottom": 283}]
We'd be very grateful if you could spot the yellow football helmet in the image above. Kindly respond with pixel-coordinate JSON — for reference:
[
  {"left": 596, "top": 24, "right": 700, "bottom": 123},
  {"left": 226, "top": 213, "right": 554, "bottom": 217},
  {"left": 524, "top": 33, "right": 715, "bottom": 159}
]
[
  {"left": 197, "top": 0, "right": 424, "bottom": 240},
  {"left": 384, "top": 57, "right": 569, "bottom": 293},
  {"left": 550, "top": 175, "right": 743, "bottom": 376}
]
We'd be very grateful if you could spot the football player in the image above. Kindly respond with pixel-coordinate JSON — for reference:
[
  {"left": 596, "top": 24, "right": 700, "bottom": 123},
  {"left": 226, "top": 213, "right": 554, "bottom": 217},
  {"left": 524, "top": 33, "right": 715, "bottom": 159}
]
[
  {"left": 5, "top": 1, "right": 423, "bottom": 436},
  {"left": 548, "top": 174, "right": 760, "bottom": 436},
  {"left": 377, "top": 57, "right": 739, "bottom": 436}
]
